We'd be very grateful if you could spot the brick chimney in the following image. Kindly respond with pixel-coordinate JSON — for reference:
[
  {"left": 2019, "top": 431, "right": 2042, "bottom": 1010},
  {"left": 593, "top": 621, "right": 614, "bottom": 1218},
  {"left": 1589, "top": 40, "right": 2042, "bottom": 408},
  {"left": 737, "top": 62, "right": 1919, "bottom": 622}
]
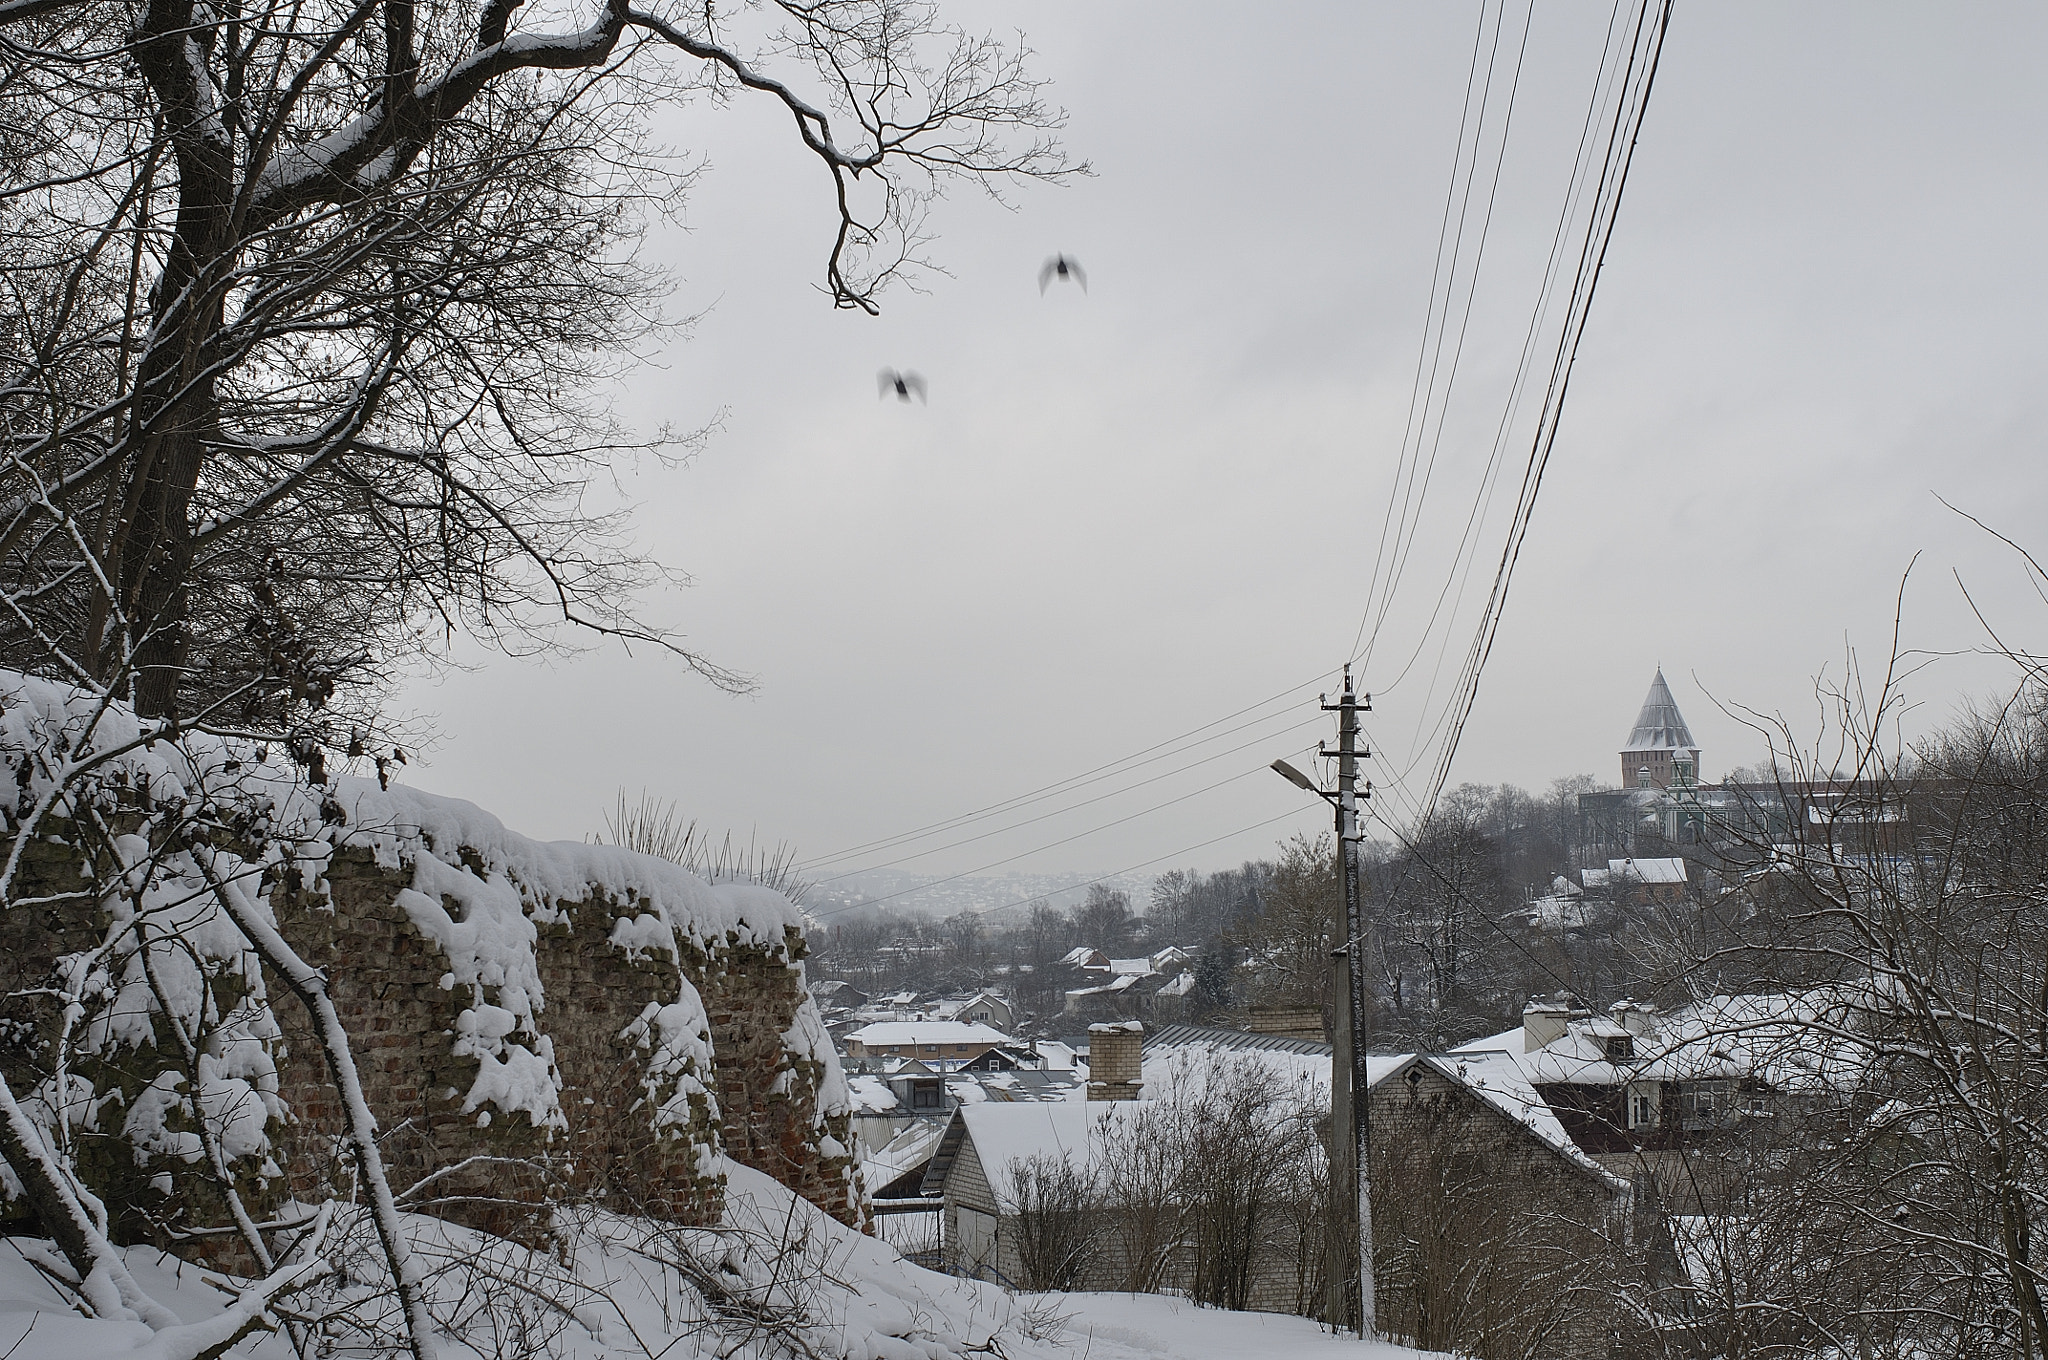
[
  {"left": 1247, "top": 1005, "right": 1325, "bottom": 1043},
  {"left": 1086, "top": 1021, "right": 1143, "bottom": 1101}
]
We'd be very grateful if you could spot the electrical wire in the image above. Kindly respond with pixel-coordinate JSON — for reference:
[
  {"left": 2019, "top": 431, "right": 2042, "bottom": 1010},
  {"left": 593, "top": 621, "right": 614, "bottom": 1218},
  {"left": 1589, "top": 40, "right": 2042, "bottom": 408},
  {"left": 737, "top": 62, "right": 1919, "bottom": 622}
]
[
  {"left": 807, "top": 710, "right": 1326, "bottom": 882},
  {"left": 806, "top": 745, "right": 1324, "bottom": 919},
  {"left": 1350, "top": 0, "right": 1514, "bottom": 670},
  {"left": 793, "top": 671, "right": 1334, "bottom": 870},
  {"left": 1414, "top": 0, "right": 1675, "bottom": 825}
]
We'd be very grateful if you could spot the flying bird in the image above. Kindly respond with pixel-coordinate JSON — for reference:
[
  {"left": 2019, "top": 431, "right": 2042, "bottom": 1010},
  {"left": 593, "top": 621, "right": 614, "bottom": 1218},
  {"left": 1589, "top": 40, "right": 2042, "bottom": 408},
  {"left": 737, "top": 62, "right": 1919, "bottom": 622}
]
[
  {"left": 1039, "top": 254, "right": 1087, "bottom": 294},
  {"left": 877, "top": 369, "right": 927, "bottom": 403}
]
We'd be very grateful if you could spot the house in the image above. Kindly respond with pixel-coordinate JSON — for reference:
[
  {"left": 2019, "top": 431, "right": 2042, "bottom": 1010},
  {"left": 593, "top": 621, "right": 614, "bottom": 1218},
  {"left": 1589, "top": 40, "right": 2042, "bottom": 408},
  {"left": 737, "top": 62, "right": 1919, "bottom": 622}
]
[
  {"left": 1059, "top": 945, "right": 1197, "bottom": 1021},
  {"left": 1460, "top": 991, "right": 1873, "bottom": 1212},
  {"left": 931, "top": 990, "right": 1016, "bottom": 1031},
  {"left": 1580, "top": 856, "right": 1689, "bottom": 904},
  {"left": 807, "top": 978, "right": 868, "bottom": 1012},
  {"left": 842, "top": 1020, "right": 1012, "bottom": 1066},
  {"left": 845, "top": 1044, "right": 1084, "bottom": 1161},
  {"left": 923, "top": 1021, "right": 1627, "bottom": 1334}
]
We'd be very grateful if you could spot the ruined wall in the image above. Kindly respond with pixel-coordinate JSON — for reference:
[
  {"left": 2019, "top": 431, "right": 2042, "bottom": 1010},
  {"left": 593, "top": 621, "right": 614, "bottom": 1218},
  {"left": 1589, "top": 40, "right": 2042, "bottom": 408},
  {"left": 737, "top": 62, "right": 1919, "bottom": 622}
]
[
  {"left": 0, "top": 770, "right": 857, "bottom": 1267},
  {"left": 269, "top": 838, "right": 858, "bottom": 1243}
]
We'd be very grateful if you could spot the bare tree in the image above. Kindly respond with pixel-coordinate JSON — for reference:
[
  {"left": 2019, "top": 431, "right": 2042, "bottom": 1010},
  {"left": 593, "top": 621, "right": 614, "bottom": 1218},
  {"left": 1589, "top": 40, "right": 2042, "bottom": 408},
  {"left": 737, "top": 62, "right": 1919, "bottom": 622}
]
[
  {"left": 0, "top": 0, "right": 1074, "bottom": 741},
  {"left": 1228, "top": 831, "right": 1335, "bottom": 1028},
  {"left": 1662, "top": 607, "right": 2048, "bottom": 1358}
]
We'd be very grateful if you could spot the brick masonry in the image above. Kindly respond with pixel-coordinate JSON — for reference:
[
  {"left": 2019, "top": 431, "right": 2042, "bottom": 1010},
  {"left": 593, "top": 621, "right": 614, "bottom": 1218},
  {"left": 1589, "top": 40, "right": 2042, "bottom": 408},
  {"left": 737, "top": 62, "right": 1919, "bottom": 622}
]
[{"left": 0, "top": 835, "right": 858, "bottom": 1266}]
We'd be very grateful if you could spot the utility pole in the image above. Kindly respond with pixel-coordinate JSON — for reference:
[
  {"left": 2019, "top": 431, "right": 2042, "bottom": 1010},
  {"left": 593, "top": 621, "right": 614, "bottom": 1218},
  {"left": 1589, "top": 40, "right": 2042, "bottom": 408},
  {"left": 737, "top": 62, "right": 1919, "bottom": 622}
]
[
  {"left": 1274, "top": 670, "right": 1375, "bottom": 1339},
  {"left": 1323, "top": 668, "right": 1374, "bottom": 1338}
]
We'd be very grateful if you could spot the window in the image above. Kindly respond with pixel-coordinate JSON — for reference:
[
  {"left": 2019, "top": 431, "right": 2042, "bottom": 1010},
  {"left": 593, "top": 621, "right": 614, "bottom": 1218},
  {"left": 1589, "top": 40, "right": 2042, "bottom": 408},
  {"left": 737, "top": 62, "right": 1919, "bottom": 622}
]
[
  {"left": 911, "top": 1082, "right": 943, "bottom": 1110},
  {"left": 1680, "top": 1079, "right": 1736, "bottom": 1127},
  {"left": 1604, "top": 1035, "right": 1635, "bottom": 1063},
  {"left": 922, "top": 1046, "right": 939, "bottom": 1054},
  {"left": 1627, "top": 1088, "right": 1657, "bottom": 1130}
]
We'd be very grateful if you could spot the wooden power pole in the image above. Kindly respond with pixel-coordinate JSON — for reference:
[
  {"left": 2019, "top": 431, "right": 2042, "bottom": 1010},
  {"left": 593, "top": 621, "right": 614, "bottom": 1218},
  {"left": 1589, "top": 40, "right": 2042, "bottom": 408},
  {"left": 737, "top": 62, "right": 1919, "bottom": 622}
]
[
  {"left": 1273, "top": 670, "right": 1374, "bottom": 1337},
  {"left": 1324, "top": 669, "right": 1374, "bottom": 1337}
]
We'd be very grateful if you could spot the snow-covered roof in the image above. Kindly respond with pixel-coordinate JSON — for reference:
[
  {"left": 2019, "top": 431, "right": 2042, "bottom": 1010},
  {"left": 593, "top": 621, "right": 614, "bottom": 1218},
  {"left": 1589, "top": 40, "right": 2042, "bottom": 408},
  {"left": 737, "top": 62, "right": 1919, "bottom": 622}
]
[
  {"left": 1521, "top": 894, "right": 1597, "bottom": 931},
  {"left": 1381, "top": 1050, "right": 1625, "bottom": 1190},
  {"left": 1034, "top": 1041, "right": 1080, "bottom": 1072},
  {"left": 1108, "top": 957, "right": 1155, "bottom": 976},
  {"left": 861, "top": 1119, "right": 946, "bottom": 1192},
  {"left": 1457, "top": 989, "right": 1870, "bottom": 1091},
  {"left": 845, "top": 1021, "right": 1012, "bottom": 1048},
  {"left": 928, "top": 1100, "right": 1153, "bottom": 1204},
  {"left": 1065, "top": 974, "right": 1140, "bottom": 997},
  {"left": 1608, "top": 856, "right": 1686, "bottom": 884},
  {"left": 1622, "top": 668, "right": 1698, "bottom": 752},
  {"left": 847, "top": 1074, "right": 899, "bottom": 1114},
  {"left": 1659, "top": 989, "right": 1874, "bottom": 1094}
]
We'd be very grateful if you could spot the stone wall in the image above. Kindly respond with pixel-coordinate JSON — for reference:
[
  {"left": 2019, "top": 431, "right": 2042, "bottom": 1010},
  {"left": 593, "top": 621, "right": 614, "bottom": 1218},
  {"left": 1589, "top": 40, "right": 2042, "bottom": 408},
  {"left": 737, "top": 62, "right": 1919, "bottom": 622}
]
[{"left": 0, "top": 823, "right": 858, "bottom": 1267}]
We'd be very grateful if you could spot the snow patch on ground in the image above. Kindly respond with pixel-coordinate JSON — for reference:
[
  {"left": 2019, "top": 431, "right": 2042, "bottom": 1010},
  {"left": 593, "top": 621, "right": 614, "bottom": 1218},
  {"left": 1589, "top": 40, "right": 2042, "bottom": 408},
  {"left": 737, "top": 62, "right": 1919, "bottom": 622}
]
[{"left": 0, "top": 1155, "right": 1435, "bottom": 1360}]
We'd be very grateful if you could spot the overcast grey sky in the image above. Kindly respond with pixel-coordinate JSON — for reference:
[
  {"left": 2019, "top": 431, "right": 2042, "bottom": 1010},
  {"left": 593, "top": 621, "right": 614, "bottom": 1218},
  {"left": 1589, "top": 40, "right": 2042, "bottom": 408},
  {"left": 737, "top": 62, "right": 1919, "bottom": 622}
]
[{"left": 395, "top": 2, "right": 2048, "bottom": 886}]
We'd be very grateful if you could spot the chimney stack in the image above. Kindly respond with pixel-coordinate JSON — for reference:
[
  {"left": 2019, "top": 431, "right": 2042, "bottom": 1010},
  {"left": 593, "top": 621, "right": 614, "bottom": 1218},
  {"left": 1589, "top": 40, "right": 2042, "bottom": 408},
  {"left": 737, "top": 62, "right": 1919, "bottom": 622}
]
[
  {"left": 1522, "top": 996, "right": 1587, "bottom": 1053},
  {"left": 1611, "top": 999, "right": 1658, "bottom": 1037},
  {"left": 1247, "top": 1005, "right": 1326, "bottom": 1043},
  {"left": 1086, "top": 1021, "right": 1144, "bottom": 1101}
]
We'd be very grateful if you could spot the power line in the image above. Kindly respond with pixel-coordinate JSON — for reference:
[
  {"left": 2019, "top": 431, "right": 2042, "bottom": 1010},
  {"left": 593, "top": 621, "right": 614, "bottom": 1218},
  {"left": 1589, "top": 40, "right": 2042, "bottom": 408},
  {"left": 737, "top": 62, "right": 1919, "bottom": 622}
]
[
  {"left": 808, "top": 711, "right": 1326, "bottom": 882},
  {"left": 1384, "top": 0, "right": 1636, "bottom": 778},
  {"left": 1356, "top": 0, "right": 1535, "bottom": 683},
  {"left": 1416, "top": 0, "right": 1674, "bottom": 825},
  {"left": 806, "top": 746, "right": 1323, "bottom": 919},
  {"left": 1351, "top": 0, "right": 1512, "bottom": 669},
  {"left": 793, "top": 672, "right": 1333, "bottom": 870}
]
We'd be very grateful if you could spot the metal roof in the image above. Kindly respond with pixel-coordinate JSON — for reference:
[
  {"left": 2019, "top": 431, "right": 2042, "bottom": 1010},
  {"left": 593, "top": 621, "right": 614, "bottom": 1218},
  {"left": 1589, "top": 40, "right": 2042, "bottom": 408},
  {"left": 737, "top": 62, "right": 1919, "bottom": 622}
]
[
  {"left": 1622, "top": 668, "right": 1697, "bottom": 752},
  {"left": 1142, "top": 1023, "right": 1332, "bottom": 1058}
]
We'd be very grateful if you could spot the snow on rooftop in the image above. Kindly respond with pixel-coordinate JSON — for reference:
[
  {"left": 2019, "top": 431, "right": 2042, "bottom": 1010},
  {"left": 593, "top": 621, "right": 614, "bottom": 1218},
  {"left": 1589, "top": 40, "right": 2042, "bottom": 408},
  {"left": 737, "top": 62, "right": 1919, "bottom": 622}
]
[
  {"left": 1400, "top": 1050, "right": 1624, "bottom": 1188},
  {"left": 1608, "top": 856, "right": 1687, "bottom": 884},
  {"left": 1622, "top": 668, "right": 1698, "bottom": 751},
  {"left": 845, "top": 1021, "right": 1012, "bottom": 1048},
  {"left": 847, "top": 1074, "right": 899, "bottom": 1115}
]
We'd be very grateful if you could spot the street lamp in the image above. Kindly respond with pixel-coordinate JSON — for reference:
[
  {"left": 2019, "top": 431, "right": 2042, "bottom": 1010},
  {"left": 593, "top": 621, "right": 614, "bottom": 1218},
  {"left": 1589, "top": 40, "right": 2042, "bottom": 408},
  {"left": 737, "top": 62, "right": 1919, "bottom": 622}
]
[{"left": 1270, "top": 758, "right": 1320, "bottom": 792}]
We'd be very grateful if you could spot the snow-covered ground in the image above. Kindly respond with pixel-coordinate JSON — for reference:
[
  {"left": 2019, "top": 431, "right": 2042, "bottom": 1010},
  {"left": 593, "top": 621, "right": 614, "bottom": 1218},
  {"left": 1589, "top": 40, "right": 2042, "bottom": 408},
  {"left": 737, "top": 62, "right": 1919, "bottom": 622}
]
[
  {"left": 1054, "top": 1292, "right": 1431, "bottom": 1359},
  {"left": 0, "top": 1157, "right": 1428, "bottom": 1360}
]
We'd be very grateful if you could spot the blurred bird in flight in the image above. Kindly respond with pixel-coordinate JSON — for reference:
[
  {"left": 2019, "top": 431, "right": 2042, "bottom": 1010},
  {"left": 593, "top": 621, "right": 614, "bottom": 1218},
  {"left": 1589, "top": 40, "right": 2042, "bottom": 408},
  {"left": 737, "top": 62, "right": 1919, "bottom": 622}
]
[
  {"left": 1039, "top": 254, "right": 1087, "bottom": 294},
  {"left": 877, "top": 369, "right": 928, "bottom": 403}
]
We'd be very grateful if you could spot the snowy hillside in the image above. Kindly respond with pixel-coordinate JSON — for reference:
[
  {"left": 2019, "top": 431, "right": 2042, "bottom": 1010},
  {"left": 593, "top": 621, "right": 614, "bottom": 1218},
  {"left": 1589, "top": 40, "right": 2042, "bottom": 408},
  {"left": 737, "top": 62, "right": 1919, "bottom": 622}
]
[{"left": 0, "top": 1156, "right": 1428, "bottom": 1360}]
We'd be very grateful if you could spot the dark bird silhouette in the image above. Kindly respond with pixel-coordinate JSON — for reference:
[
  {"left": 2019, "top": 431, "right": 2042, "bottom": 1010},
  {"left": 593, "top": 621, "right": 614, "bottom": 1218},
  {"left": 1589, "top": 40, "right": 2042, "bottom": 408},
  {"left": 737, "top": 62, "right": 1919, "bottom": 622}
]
[
  {"left": 1039, "top": 254, "right": 1087, "bottom": 294},
  {"left": 877, "top": 368, "right": 927, "bottom": 403}
]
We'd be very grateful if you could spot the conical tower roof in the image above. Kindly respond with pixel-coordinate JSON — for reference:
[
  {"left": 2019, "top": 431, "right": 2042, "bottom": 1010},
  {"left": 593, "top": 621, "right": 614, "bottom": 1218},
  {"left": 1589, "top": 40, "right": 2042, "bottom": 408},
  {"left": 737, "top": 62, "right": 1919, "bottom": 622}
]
[{"left": 1622, "top": 669, "right": 1696, "bottom": 752}]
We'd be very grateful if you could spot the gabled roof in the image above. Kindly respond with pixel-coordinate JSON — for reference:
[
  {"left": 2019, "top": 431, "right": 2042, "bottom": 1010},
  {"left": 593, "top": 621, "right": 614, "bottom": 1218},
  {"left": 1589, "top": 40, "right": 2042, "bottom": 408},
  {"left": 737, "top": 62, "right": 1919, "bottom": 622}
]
[
  {"left": 1622, "top": 668, "right": 1697, "bottom": 752},
  {"left": 1382, "top": 1050, "right": 1627, "bottom": 1191}
]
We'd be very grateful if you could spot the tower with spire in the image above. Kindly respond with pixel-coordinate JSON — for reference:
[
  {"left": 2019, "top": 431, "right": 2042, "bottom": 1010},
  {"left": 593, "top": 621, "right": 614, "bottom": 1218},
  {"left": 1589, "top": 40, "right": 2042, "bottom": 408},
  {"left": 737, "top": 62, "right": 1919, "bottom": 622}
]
[{"left": 1621, "top": 669, "right": 1699, "bottom": 789}]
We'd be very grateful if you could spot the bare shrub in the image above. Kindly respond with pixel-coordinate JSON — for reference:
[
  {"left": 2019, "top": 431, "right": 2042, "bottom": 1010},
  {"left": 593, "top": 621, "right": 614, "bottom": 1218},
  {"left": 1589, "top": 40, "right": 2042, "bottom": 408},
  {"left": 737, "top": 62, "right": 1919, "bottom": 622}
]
[{"left": 1005, "top": 1151, "right": 1098, "bottom": 1292}]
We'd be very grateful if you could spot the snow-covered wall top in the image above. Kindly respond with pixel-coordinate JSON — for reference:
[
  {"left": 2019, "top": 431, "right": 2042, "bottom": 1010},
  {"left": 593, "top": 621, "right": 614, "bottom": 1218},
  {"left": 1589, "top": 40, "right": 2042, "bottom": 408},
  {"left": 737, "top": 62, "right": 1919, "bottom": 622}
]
[{"left": 0, "top": 670, "right": 857, "bottom": 1251}]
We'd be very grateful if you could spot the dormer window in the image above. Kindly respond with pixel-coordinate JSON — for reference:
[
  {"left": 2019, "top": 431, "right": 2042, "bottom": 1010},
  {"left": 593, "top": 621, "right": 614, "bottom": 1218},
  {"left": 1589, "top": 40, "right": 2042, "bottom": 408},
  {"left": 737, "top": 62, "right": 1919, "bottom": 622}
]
[{"left": 1604, "top": 1034, "right": 1635, "bottom": 1063}]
